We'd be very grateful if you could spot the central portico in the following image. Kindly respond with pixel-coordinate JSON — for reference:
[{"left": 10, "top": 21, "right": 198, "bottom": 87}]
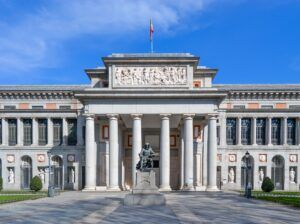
[{"left": 76, "top": 53, "right": 225, "bottom": 191}]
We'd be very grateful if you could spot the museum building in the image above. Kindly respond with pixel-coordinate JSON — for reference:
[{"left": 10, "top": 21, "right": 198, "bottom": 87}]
[{"left": 0, "top": 53, "right": 299, "bottom": 191}]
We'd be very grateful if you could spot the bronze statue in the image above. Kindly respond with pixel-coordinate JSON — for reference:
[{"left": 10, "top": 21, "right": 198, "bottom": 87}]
[{"left": 136, "top": 143, "right": 156, "bottom": 171}]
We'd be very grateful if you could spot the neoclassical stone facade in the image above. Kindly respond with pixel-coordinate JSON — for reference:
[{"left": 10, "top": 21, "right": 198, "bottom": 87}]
[{"left": 0, "top": 53, "right": 299, "bottom": 191}]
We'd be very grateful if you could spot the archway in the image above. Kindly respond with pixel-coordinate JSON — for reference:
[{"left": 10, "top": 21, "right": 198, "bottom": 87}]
[
  {"left": 272, "top": 155, "right": 285, "bottom": 190},
  {"left": 20, "top": 156, "right": 32, "bottom": 189},
  {"left": 241, "top": 155, "right": 254, "bottom": 189},
  {"left": 52, "top": 156, "right": 63, "bottom": 189}
]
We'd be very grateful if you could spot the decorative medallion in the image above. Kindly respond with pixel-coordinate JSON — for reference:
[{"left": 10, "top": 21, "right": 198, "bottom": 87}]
[
  {"left": 113, "top": 66, "right": 188, "bottom": 88},
  {"left": 228, "top": 154, "right": 236, "bottom": 162},
  {"left": 67, "top": 154, "right": 75, "bottom": 162},
  {"left": 37, "top": 154, "right": 45, "bottom": 162},
  {"left": 7, "top": 154, "right": 15, "bottom": 163},
  {"left": 289, "top": 154, "right": 298, "bottom": 163},
  {"left": 259, "top": 154, "right": 267, "bottom": 162}
]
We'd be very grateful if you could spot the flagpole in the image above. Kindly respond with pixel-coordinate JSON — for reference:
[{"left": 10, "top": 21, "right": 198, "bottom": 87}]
[{"left": 151, "top": 39, "right": 154, "bottom": 53}]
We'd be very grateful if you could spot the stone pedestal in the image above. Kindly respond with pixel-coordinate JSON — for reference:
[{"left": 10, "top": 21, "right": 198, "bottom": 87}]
[{"left": 124, "top": 170, "right": 166, "bottom": 206}]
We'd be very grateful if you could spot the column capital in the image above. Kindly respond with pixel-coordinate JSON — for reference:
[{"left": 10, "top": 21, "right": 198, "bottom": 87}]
[
  {"left": 131, "top": 114, "right": 143, "bottom": 119},
  {"left": 207, "top": 114, "right": 218, "bottom": 120},
  {"left": 83, "top": 113, "right": 95, "bottom": 119},
  {"left": 183, "top": 114, "right": 195, "bottom": 119},
  {"left": 160, "top": 114, "right": 171, "bottom": 119},
  {"left": 106, "top": 114, "right": 119, "bottom": 119}
]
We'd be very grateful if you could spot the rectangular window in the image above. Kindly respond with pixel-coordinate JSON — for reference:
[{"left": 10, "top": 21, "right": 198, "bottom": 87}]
[
  {"left": 241, "top": 118, "right": 251, "bottom": 145},
  {"left": 226, "top": 118, "right": 236, "bottom": 145},
  {"left": 0, "top": 120, "right": 2, "bottom": 145},
  {"left": 261, "top": 105, "right": 273, "bottom": 109},
  {"left": 23, "top": 119, "right": 32, "bottom": 146},
  {"left": 287, "top": 118, "right": 296, "bottom": 145},
  {"left": 233, "top": 105, "right": 246, "bottom": 109},
  {"left": 53, "top": 119, "right": 62, "bottom": 145},
  {"left": 67, "top": 119, "right": 77, "bottom": 146},
  {"left": 289, "top": 105, "right": 300, "bottom": 109},
  {"left": 271, "top": 118, "right": 281, "bottom": 145},
  {"left": 256, "top": 118, "right": 266, "bottom": 145},
  {"left": 82, "top": 126, "right": 86, "bottom": 145},
  {"left": 4, "top": 105, "right": 16, "bottom": 110},
  {"left": 8, "top": 119, "right": 17, "bottom": 146},
  {"left": 217, "top": 126, "right": 220, "bottom": 145},
  {"left": 59, "top": 105, "right": 71, "bottom": 110},
  {"left": 38, "top": 119, "right": 48, "bottom": 145},
  {"left": 32, "top": 106, "right": 43, "bottom": 109}
]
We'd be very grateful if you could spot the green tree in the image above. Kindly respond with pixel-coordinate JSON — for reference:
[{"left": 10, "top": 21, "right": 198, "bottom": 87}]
[
  {"left": 30, "top": 176, "right": 43, "bottom": 192},
  {"left": 261, "top": 177, "right": 274, "bottom": 192}
]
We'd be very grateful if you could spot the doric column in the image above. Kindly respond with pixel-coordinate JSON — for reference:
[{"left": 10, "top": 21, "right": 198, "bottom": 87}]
[
  {"left": 252, "top": 117, "right": 257, "bottom": 146},
  {"left": 83, "top": 115, "right": 96, "bottom": 190},
  {"left": 282, "top": 117, "right": 288, "bottom": 145},
  {"left": 267, "top": 117, "right": 272, "bottom": 146},
  {"left": 17, "top": 118, "right": 23, "bottom": 146},
  {"left": 183, "top": 114, "right": 194, "bottom": 190},
  {"left": 47, "top": 118, "right": 53, "bottom": 146},
  {"left": 76, "top": 116, "right": 84, "bottom": 146},
  {"left": 179, "top": 124, "right": 185, "bottom": 189},
  {"left": 62, "top": 118, "right": 68, "bottom": 146},
  {"left": 32, "top": 118, "right": 38, "bottom": 146},
  {"left": 107, "top": 114, "right": 120, "bottom": 190},
  {"left": 131, "top": 114, "right": 142, "bottom": 187},
  {"left": 237, "top": 117, "right": 242, "bottom": 145},
  {"left": 207, "top": 115, "right": 219, "bottom": 191},
  {"left": 160, "top": 114, "right": 171, "bottom": 191},
  {"left": 219, "top": 114, "right": 227, "bottom": 147}
]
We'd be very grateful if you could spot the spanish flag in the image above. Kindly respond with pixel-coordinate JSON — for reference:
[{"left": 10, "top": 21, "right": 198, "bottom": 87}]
[{"left": 150, "top": 19, "right": 154, "bottom": 41}]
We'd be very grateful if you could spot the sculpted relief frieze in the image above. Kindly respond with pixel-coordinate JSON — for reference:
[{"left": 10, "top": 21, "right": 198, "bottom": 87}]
[{"left": 113, "top": 66, "right": 188, "bottom": 87}]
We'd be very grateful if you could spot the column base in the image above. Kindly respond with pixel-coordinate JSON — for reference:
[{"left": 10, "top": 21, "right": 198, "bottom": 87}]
[
  {"left": 95, "top": 186, "right": 107, "bottom": 191},
  {"left": 159, "top": 186, "right": 172, "bottom": 191},
  {"left": 107, "top": 186, "right": 121, "bottom": 192},
  {"left": 181, "top": 184, "right": 195, "bottom": 191},
  {"left": 206, "top": 186, "right": 219, "bottom": 192},
  {"left": 194, "top": 186, "right": 207, "bottom": 191},
  {"left": 82, "top": 186, "right": 96, "bottom": 191}
]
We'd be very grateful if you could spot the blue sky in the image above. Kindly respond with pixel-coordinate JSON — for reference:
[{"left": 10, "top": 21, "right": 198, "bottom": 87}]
[{"left": 0, "top": 0, "right": 300, "bottom": 85}]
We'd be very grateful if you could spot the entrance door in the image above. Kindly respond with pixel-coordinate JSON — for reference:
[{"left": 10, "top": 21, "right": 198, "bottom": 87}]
[
  {"left": 21, "top": 156, "right": 32, "bottom": 189},
  {"left": 52, "top": 156, "right": 63, "bottom": 189}
]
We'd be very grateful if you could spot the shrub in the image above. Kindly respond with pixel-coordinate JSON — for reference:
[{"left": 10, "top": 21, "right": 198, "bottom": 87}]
[
  {"left": 30, "top": 176, "right": 43, "bottom": 192},
  {"left": 0, "top": 177, "right": 3, "bottom": 191},
  {"left": 261, "top": 177, "right": 274, "bottom": 192}
]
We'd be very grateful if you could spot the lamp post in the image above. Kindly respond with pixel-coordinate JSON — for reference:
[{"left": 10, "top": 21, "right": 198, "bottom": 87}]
[
  {"left": 244, "top": 151, "right": 252, "bottom": 198},
  {"left": 47, "top": 150, "right": 54, "bottom": 197}
]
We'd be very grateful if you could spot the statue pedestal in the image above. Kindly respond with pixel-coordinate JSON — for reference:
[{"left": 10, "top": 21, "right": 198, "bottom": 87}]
[{"left": 124, "top": 170, "right": 166, "bottom": 206}]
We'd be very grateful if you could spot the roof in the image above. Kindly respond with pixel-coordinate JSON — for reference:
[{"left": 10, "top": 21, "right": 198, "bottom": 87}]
[
  {"left": 214, "top": 84, "right": 300, "bottom": 91},
  {"left": 0, "top": 85, "right": 89, "bottom": 91},
  {"left": 108, "top": 53, "right": 195, "bottom": 58}
]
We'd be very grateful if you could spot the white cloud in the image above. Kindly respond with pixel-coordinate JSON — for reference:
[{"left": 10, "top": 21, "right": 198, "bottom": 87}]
[{"left": 0, "top": 0, "right": 216, "bottom": 73}]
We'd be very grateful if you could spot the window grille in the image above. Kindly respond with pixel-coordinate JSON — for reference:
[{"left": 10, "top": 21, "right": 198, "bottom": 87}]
[
  {"left": 67, "top": 119, "right": 77, "bottom": 146},
  {"left": 38, "top": 119, "right": 48, "bottom": 145},
  {"left": 8, "top": 119, "right": 17, "bottom": 146},
  {"left": 23, "top": 119, "right": 32, "bottom": 146},
  {"left": 287, "top": 118, "right": 296, "bottom": 145},
  {"left": 53, "top": 119, "right": 62, "bottom": 145},
  {"left": 241, "top": 118, "right": 251, "bottom": 145},
  {"left": 256, "top": 118, "right": 266, "bottom": 145},
  {"left": 271, "top": 118, "right": 281, "bottom": 145}
]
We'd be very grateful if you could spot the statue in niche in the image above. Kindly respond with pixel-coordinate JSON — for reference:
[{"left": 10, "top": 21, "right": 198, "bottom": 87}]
[
  {"left": 290, "top": 168, "right": 296, "bottom": 183},
  {"left": 8, "top": 168, "right": 14, "bottom": 184},
  {"left": 136, "top": 143, "right": 156, "bottom": 171},
  {"left": 259, "top": 168, "right": 264, "bottom": 182},
  {"left": 229, "top": 168, "right": 235, "bottom": 183},
  {"left": 38, "top": 168, "right": 45, "bottom": 183},
  {"left": 70, "top": 168, "right": 75, "bottom": 183}
]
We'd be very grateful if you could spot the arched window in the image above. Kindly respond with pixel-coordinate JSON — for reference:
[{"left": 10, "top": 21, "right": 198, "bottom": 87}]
[
  {"left": 20, "top": 156, "right": 32, "bottom": 189},
  {"left": 272, "top": 155, "right": 285, "bottom": 190}
]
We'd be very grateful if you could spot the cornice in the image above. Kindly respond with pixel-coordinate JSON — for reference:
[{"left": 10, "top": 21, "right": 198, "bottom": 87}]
[
  {"left": 0, "top": 91, "right": 75, "bottom": 100},
  {"left": 227, "top": 91, "right": 300, "bottom": 100}
]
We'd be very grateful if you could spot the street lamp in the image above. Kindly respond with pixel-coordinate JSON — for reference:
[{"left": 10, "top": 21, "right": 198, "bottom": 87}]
[
  {"left": 47, "top": 150, "right": 55, "bottom": 197},
  {"left": 244, "top": 151, "right": 252, "bottom": 198}
]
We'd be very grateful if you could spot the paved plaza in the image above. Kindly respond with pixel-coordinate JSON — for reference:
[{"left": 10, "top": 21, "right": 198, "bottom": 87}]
[{"left": 0, "top": 191, "right": 299, "bottom": 224}]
